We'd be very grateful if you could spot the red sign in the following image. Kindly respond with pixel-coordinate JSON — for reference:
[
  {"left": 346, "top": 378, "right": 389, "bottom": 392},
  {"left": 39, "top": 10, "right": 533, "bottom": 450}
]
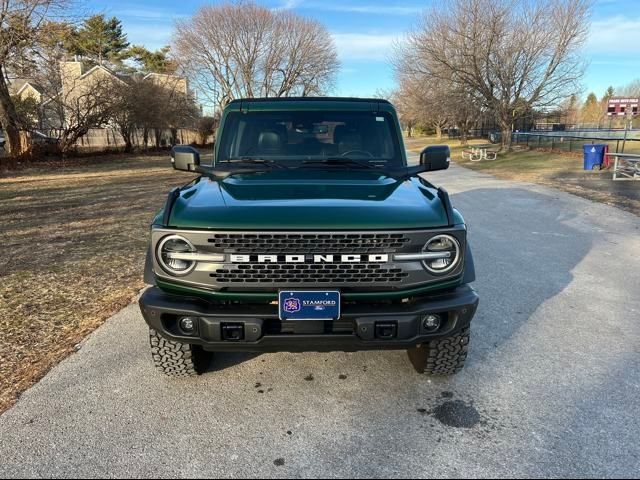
[{"left": 607, "top": 97, "right": 639, "bottom": 116}]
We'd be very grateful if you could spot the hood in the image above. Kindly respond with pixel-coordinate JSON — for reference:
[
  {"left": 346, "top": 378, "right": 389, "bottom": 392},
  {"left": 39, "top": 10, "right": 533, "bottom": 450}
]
[{"left": 166, "top": 170, "right": 450, "bottom": 230}]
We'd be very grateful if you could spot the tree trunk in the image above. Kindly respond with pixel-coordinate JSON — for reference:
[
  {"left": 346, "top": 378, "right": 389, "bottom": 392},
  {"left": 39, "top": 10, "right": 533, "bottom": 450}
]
[
  {"left": 121, "top": 128, "right": 133, "bottom": 153},
  {"left": 435, "top": 125, "right": 442, "bottom": 139},
  {"left": 154, "top": 128, "right": 162, "bottom": 149},
  {"left": 460, "top": 129, "right": 468, "bottom": 146},
  {"left": 499, "top": 116, "right": 512, "bottom": 151},
  {"left": 0, "top": 68, "right": 25, "bottom": 159}
]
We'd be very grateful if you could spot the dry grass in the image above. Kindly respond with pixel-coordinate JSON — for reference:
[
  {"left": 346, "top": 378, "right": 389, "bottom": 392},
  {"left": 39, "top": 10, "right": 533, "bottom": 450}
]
[
  {"left": 0, "top": 155, "right": 193, "bottom": 413},
  {"left": 407, "top": 136, "right": 640, "bottom": 217}
]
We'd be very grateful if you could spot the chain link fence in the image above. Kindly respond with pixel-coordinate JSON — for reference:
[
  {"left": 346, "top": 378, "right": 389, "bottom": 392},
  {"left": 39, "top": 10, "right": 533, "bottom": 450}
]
[{"left": 511, "top": 132, "right": 640, "bottom": 155}]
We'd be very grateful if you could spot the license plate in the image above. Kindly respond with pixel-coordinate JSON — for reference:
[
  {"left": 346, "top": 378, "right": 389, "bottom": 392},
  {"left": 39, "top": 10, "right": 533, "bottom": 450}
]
[{"left": 278, "top": 290, "right": 341, "bottom": 321}]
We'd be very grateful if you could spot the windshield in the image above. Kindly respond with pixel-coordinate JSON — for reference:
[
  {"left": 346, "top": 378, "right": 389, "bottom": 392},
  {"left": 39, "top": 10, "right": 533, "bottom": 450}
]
[{"left": 216, "top": 110, "right": 403, "bottom": 168}]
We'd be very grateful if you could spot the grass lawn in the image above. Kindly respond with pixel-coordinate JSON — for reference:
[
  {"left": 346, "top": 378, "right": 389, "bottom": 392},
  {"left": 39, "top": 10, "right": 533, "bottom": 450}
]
[
  {"left": 406, "top": 135, "right": 640, "bottom": 217},
  {"left": 0, "top": 154, "right": 192, "bottom": 412}
]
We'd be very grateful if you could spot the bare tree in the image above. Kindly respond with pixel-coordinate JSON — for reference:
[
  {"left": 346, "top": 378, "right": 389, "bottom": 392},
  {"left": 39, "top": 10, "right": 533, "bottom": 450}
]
[
  {"left": 196, "top": 115, "right": 219, "bottom": 146},
  {"left": 617, "top": 80, "right": 640, "bottom": 98},
  {"left": 110, "top": 78, "right": 144, "bottom": 153},
  {"left": 395, "top": 0, "right": 590, "bottom": 149},
  {"left": 393, "top": 76, "right": 451, "bottom": 140},
  {"left": 35, "top": 62, "right": 117, "bottom": 154},
  {"left": 0, "top": 0, "right": 66, "bottom": 159},
  {"left": 173, "top": 1, "right": 339, "bottom": 112}
]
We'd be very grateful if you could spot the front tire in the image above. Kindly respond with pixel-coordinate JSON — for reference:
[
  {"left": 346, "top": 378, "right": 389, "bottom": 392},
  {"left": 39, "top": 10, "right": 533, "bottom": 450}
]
[
  {"left": 149, "top": 328, "right": 210, "bottom": 377},
  {"left": 407, "top": 327, "right": 470, "bottom": 375}
]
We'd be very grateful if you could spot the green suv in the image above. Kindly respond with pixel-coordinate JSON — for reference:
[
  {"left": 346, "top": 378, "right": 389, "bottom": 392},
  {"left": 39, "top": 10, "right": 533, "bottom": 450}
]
[{"left": 140, "top": 97, "right": 478, "bottom": 377}]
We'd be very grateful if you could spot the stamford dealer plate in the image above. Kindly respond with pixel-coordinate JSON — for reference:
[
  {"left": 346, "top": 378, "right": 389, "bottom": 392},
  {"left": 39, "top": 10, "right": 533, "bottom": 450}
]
[{"left": 278, "top": 290, "right": 341, "bottom": 321}]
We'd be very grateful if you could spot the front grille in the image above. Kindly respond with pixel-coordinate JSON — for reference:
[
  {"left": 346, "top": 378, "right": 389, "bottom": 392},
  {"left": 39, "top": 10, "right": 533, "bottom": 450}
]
[
  {"left": 207, "top": 233, "right": 410, "bottom": 254},
  {"left": 210, "top": 263, "right": 409, "bottom": 284}
]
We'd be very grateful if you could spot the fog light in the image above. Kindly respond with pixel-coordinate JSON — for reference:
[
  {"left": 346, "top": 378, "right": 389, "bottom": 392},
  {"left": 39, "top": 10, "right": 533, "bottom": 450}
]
[
  {"left": 179, "top": 317, "right": 197, "bottom": 333},
  {"left": 422, "top": 314, "right": 441, "bottom": 332}
]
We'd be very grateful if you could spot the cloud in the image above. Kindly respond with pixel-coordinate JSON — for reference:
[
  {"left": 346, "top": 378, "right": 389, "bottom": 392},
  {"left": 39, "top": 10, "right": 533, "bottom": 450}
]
[
  {"left": 321, "top": 4, "right": 420, "bottom": 15},
  {"left": 331, "top": 33, "right": 400, "bottom": 61},
  {"left": 108, "top": 7, "right": 188, "bottom": 21},
  {"left": 275, "top": 0, "right": 304, "bottom": 10},
  {"left": 277, "top": 1, "right": 421, "bottom": 15},
  {"left": 587, "top": 17, "right": 640, "bottom": 54},
  {"left": 123, "top": 24, "right": 173, "bottom": 50}
]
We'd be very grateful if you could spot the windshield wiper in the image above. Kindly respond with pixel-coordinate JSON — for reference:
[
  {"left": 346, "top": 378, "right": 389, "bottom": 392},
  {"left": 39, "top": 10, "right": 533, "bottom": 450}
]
[
  {"left": 301, "top": 158, "right": 380, "bottom": 170},
  {"left": 220, "top": 157, "right": 287, "bottom": 169}
]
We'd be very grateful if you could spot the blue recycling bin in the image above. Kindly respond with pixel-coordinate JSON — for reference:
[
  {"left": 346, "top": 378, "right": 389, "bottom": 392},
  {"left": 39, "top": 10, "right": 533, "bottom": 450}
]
[{"left": 583, "top": 144, "right": 606, "bottom": 170}]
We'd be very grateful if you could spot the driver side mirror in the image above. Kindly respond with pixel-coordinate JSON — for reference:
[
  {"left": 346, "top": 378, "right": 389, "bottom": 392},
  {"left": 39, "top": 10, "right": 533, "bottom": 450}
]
[
  {"left": 420, "top": 145, "right": 450, "bottom": 172},
  {"left": 171, "top": 145, "right": 200, "bottom": 172}
]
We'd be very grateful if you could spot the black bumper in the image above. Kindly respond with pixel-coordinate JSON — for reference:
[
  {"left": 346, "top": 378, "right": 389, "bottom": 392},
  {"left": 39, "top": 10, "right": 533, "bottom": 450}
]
[{"left": 139, "top": 286, "right": 479, "bottom": 352}]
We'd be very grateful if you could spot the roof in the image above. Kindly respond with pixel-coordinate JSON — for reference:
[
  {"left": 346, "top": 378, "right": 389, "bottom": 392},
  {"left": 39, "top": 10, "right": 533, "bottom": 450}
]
[
  {"left": 225, "top": 97, "right": 396, "bottom": 113},
  {"left": 77, "top": 65, "right": 128, "bottom": 86},
  {"left": 16, "top": 82, "right": 44, "bottom": 96},
  {"left": 228, "top": 97, "right": 391, "bottom": 105}
]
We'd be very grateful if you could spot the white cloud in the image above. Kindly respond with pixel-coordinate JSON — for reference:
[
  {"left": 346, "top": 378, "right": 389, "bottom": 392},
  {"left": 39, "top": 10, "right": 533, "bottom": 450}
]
[
  {"left": 110, "top": 7, "right": 188, "bottom": 21},
  {"left": 321, "top": 4, "right": 419, "bottom": 15},
  {"left": 275, "top": 0, "right": 304, "bottom": 10},
  {"left": 275, "top": 1, "right": 420, "bottom": 14},
  {"left": 587, "top": 17, "right": 640, "bottom": 54},
  {"left": 124, "top": 25, "right": 173, "bottom": 50},
  {"left": 331, "top": 33, "right": 400, "bottom": 61}
]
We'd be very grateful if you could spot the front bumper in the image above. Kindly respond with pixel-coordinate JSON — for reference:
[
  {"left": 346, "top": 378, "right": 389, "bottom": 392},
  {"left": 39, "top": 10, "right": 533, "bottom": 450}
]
[{"left": 139, "top": 286, "right": 479, "bottom": 352}]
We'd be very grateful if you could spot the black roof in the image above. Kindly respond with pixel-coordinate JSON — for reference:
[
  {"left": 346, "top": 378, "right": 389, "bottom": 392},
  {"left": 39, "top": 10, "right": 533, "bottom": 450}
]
[{"left": 227, "top": 97, "right": 391, "bottom": 105}]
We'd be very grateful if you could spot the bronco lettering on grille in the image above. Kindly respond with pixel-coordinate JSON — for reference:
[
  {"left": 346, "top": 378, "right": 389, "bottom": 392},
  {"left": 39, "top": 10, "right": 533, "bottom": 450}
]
[{"left": 228, "top": 254, "right": 389, "bottom": 263}]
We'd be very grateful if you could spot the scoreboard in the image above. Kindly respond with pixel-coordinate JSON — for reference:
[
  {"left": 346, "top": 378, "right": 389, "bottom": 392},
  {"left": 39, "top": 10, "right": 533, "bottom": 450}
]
[{"left": 607, "top": 97, "right": 639, "bottom": 116}]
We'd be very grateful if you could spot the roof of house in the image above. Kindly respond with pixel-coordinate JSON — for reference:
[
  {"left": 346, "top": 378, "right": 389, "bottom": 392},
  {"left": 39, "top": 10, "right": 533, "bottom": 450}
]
[{"left": 16, "top": 82, "right": 44, "bottom": 96}]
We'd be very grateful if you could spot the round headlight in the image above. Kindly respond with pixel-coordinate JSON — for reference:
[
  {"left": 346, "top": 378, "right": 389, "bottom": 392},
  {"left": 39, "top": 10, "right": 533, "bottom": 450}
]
[
  {"left": 157, "top": 235, "right": 196, "bottom": 276},
  {"left": 423, "top": 234, "right": 461, "bottom": 274}
]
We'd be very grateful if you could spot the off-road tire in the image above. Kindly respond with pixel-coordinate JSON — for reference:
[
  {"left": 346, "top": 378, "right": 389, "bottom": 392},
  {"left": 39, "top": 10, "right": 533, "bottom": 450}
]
[
  {"left": 407, "top": 327, "right": 470, "bottom": 375},
  {"left": 149, "top": 328, "right": 210, "bottom": 377}
]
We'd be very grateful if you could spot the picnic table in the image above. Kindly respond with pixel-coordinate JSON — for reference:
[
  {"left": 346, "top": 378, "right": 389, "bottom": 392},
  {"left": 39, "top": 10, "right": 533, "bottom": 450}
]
[
  {"left": 461, "top": 144, "right": 498, "bottom": 161},
  {"left": 605, "top": 153, "right": 640, "bottom": 181}
]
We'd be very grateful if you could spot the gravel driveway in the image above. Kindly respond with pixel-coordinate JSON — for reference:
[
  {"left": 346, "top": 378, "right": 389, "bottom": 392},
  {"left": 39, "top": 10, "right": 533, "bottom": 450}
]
[{"left": 1, "top": 163, "right": 639, "bottom": 478}]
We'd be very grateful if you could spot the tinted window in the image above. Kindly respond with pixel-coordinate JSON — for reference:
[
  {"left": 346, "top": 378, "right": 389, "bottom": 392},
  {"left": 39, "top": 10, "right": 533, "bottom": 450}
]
[{"left": 217, "top": 111, "right": 402, "bottom": 166}]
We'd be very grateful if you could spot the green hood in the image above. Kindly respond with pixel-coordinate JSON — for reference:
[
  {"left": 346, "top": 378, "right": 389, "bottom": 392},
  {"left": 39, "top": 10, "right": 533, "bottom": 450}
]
[{"left": 165, "top": 170, "right": 453, "bottom": 230}]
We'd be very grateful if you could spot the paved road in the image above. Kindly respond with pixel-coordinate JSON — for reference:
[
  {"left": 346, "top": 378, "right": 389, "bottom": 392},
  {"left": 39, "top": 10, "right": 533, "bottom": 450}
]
[{"left": 1, "top": 163, "right": 640, "bottom": 478}]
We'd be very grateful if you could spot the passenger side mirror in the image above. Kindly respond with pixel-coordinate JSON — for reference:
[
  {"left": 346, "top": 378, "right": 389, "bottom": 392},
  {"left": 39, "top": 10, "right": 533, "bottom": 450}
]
[
  {"left": 420, "top": 145, "right": 450, "bottom": 172},
  {"left": 171, "top": 145, "right": 201, "bottom": 172}
]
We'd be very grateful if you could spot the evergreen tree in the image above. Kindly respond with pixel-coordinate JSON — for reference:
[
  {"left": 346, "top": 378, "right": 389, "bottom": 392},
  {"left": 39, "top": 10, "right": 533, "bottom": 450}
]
[
  {"left": 128, "top": 46, "right": 177, "bottom": 74},
  {"left": 70, "top": 15, "right": 130, "bottom": 66},
  {"left": 603, "top": 86, "right": 615, "bottom": 102}
]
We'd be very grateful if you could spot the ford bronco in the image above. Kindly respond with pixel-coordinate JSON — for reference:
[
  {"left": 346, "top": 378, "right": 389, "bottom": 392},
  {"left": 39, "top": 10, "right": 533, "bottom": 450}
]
[{"left": 139, "top": 97, "right": 478, "bottom": 377}]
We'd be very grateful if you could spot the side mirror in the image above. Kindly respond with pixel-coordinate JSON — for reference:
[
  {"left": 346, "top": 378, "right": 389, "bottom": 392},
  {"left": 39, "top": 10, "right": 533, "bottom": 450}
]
[
  {"left": 420, "top": 145, "right": 450, "bottom": 172},
  {"left": 171, "top": 145, "right": 200, "bottom": 172}
]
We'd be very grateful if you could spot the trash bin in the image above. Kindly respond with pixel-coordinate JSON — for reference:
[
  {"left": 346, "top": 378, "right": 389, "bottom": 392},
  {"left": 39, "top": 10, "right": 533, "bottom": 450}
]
[{"left": 583, "top": 144, "right": 607, "bottom": 170}]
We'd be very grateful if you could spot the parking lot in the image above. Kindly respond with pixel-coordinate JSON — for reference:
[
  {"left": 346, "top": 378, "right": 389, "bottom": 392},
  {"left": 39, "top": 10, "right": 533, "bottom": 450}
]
[{"left": 0, "top": 163, "right": 639, "bottom": 478}]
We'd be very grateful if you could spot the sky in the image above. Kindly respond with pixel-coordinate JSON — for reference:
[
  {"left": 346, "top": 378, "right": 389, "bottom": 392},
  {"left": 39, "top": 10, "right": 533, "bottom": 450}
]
[{"left": 85, "top": 0, "right": 640, "bottom": 101}]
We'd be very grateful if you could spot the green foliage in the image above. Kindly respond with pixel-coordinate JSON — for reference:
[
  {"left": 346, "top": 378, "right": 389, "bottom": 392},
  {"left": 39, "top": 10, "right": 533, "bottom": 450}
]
[
  {"left": 604, "top": 86, "right": 615, "bottom": 101},
  {"left": 128, "top": 45, "right": 177, "bottom": 74},
  {"left": 11, "top": 95, "right": 39, "bottom": 129},
  {"left": 69, "top": 15, "right": 130, "bottom": 66}
]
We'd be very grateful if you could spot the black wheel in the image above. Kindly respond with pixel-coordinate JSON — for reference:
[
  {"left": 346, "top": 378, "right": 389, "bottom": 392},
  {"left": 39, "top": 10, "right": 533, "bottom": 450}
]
[
  {"left": 407, "top": 327, "right": 470, "bottom": 375},
  {"left": 149, "top": 328, "right": 210, "bottom": 377}
]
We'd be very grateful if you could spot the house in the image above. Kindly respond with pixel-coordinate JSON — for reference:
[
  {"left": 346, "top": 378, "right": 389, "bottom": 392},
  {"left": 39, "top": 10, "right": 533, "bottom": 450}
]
[{"left": 10, "top": 62, "right": 193, "bottom": 130}]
